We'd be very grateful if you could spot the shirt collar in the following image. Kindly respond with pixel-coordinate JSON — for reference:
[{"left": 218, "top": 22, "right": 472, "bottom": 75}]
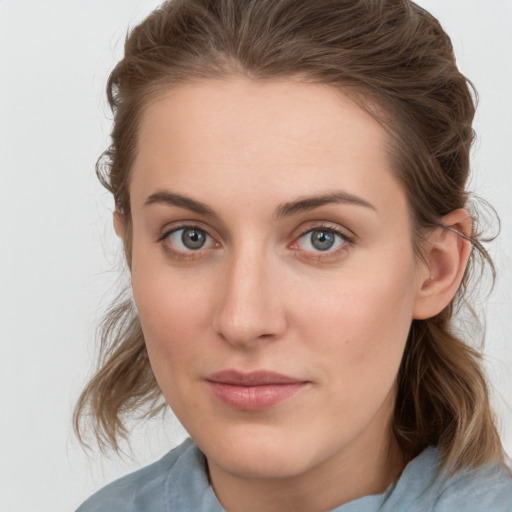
[{"left": 165, "top": 440, "right": 225, "bottom": 512}]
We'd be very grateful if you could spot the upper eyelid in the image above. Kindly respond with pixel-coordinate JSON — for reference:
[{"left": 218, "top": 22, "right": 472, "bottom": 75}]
[
  {"left": 295, "top": 223, "right": 355, "bottom": 242},
  {"left": 159, "top": 222, "right": 215, "bottom": 240},
  {"left": 299, "top": 224, "right": 346, "bottom": 235}
]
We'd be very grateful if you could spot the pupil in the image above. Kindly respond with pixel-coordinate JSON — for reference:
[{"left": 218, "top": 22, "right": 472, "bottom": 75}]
[
  {"left": 182, "top": 228, "right": 206, "bottom": 249},
  {"left": 311, "top": 230, "right": 335, "bottom": 251}
]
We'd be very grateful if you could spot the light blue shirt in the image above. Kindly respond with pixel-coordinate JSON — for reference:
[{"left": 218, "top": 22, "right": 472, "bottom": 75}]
[{"left": 77, "top": 438, "right": 512, "bottom": 511}]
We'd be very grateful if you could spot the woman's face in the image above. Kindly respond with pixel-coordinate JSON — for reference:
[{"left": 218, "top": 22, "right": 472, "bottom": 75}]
[{"left": 128, "top": 78, "right": 426, "bottom": 485}]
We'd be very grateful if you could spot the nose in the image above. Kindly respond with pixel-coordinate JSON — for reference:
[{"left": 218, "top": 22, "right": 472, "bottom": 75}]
[{"left": 212, "top": 246, "right": 287, "bottom": 347}]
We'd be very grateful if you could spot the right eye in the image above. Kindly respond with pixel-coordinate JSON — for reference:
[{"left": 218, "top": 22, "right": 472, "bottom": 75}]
[{"left": 162, "top": 226, "right": 217, "bottom": 253}]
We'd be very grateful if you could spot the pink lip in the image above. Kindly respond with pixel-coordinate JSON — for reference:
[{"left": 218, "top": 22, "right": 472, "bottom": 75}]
[{"left": 205, "top": 370, "right": 309, "bottom": 411}]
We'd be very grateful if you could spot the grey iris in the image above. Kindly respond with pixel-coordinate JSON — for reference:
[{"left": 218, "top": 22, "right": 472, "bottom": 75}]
[
  {"left": 311, "top": 230, "right": 335, "bottom": 251},
  {"left": 182, "top": 228, "right": 206, "bottom": 249}
]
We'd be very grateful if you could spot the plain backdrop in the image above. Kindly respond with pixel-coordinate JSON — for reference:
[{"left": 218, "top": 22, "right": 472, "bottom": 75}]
[{"left": 0, "top": 1, "right": 511, "bottom": 510}]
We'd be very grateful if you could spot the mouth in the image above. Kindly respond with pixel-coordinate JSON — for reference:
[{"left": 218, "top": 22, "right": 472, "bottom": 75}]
[{"left": 205, "top": 370, "right": 310, "bottom": 411}]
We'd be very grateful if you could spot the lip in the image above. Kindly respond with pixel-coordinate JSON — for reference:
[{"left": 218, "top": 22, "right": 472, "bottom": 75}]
[{"left": 205, "top": 370, "right": 309, "bottom": 411}]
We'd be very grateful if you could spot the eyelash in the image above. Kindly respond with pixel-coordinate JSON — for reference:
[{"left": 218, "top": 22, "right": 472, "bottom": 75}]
[{"left": 158, "top": 223, "right": 354, "bottom": 261}]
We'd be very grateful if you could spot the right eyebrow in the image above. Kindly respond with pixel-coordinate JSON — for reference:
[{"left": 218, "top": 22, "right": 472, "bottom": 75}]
[{"left": 144, "top": 191, "right": 218, "bottom": 218}]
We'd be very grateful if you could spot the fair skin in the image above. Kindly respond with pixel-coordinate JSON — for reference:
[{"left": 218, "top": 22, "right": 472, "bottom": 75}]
[{"left": 116, "top": 77, "right": 471, "bottom": 512}]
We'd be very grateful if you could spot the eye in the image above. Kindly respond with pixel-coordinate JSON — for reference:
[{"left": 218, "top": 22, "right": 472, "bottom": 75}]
[
  {"left": 296, "top": 227, "right": 349, "bottom": 253},
  {"left": 164, "top": 226, "right": 216, "bottom": 252}
]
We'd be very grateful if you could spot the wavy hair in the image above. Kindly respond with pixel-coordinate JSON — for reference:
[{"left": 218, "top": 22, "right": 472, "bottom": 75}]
[{"left": 74, "top": 0, "right": 504, "bottom": 471}]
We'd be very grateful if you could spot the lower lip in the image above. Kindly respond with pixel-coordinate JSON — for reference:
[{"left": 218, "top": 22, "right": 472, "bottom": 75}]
[{"left": 206, "top": 381, "right": 307, "bottom": 411}]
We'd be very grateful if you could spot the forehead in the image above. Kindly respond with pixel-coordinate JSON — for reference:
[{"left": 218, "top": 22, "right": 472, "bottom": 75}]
[{"left": 130, "top": 77, "right": 405, "bottom": 217}]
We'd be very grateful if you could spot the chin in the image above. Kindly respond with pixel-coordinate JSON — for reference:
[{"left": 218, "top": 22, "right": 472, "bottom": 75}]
[
  {"left": 211, "top": 448, "right": 314, "bottom": 480},
  {"left": 197, "top": 424, "right": 328, "bottom": 480}
]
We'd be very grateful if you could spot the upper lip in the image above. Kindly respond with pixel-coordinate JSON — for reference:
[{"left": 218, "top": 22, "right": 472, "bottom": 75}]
[{"left": 206, "top": 370, "right": 307, "bottom": 386}]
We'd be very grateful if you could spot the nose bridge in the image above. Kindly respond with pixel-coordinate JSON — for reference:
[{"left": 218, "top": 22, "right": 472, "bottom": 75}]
[{"left": 213, "top": 239, "right": 285, "bottom": 346}]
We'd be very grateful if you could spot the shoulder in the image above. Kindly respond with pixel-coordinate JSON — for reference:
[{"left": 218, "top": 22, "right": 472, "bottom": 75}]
[
  {"left": 75, "top": 438, "right": 196, "bottom": 512},
  {"left": 380, "top": 447, "right": 512, "bottom": 512},
  {"left": 434, "top": 459, "right": 512, "bottom": 512}
]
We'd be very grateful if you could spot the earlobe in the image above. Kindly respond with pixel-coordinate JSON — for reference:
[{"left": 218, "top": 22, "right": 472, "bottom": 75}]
[
  {"left": 113, "top": 210, "right": 124, "bottom": 238},
  {"left": 413, "top": 209, "right": 472, "bottom": 320}
]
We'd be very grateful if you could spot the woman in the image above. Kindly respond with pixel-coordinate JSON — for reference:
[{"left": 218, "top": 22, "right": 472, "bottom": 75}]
[{"left": 74, "top": 0, "right": 512, "bottom": 510}]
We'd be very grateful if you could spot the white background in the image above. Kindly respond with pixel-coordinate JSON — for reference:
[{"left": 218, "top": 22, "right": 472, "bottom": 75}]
[{"left": 0, "top": 1, "right": 511, "bottom": 510}]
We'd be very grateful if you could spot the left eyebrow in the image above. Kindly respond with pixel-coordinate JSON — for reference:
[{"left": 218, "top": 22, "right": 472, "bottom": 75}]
[{"left": 273, "top": 191, "right": 376, "bottom": 220}]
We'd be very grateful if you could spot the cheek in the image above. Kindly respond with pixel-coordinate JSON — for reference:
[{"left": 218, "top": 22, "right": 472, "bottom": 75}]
[
  {"left": 130, "top": 250, "right": 215, "bottom": 375},
  {"left": 295, "top": 250, "right": 417, "bottom": 382},
  {"left": 132, "top": 272, "right": 213, "bottom": 414}
]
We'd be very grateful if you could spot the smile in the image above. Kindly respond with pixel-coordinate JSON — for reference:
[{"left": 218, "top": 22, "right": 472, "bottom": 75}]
[{"left": 205, "top": 370, "right": 310, "bottom": 411}]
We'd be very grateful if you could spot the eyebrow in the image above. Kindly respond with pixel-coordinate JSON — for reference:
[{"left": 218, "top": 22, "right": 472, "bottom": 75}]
[
  {"left": 144, "top": 189, "right": 376, "bottom": 219},
  {"left": 144, "top": 191, "right": 218, "bottom": 218},
  {"left": 273, "top": 191, "right": 376, "bottom": 220}
]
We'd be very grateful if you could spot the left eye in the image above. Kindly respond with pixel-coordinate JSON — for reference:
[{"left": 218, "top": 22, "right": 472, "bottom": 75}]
[
  {"left": 166, "top": 227, "right": 215, "bottom": 251},
  {"left": 297, "top": 228, "right": 347, "bottom": 252}
]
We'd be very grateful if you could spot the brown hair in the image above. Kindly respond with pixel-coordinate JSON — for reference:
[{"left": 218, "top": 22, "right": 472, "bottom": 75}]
[{"left": 74, "top": 0, "right": 504, "bottom": 471}]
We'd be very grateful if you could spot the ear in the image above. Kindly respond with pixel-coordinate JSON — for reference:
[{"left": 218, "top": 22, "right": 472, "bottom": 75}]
[
  {"left": 412, "top": 209, "right": 472, "bottom": 320},
  {"left": 113, "top": 210, "right": 124, "bottom": 238}
]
